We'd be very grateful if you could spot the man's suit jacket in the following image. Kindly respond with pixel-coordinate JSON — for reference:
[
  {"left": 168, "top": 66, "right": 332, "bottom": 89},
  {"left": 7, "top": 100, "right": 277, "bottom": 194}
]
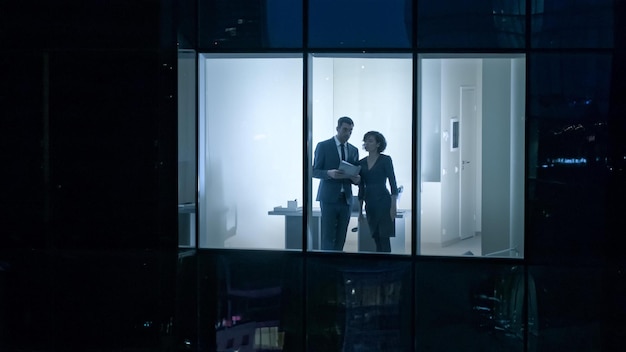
[{"left": 312, "top": 137, "right": 359, "bottom": 205}]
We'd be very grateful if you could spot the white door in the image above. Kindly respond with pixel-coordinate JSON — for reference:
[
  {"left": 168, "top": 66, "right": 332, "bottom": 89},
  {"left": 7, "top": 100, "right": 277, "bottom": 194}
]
[{"left": 459, "top": 86, "right": 477, "bottom": 239}]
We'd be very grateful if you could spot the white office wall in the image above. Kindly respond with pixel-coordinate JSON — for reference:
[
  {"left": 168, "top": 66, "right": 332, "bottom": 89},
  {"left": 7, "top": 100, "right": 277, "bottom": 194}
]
[{"left": 199, "top": 54, "right": 303, "bottom": 249}]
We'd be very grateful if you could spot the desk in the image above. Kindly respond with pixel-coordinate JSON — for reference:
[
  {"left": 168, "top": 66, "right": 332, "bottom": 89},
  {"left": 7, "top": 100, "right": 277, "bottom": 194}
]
[
  {"left": 178, "top": 203, "right": 196, "bottom": 247},
  {"left": 268, "top": 208, "right": 407, "bottom": 252}
]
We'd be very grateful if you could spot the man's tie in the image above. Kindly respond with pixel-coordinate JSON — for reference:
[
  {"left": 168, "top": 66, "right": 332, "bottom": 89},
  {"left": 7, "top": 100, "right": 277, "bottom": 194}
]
[{"left": 340, "top": 143, "right": 346, "bottom": 161}]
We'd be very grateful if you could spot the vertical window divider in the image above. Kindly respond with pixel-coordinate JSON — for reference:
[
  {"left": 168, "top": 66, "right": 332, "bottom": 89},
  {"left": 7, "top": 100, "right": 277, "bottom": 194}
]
[{"left": 302, "top": 2, "right": 310, "bottom": 352}]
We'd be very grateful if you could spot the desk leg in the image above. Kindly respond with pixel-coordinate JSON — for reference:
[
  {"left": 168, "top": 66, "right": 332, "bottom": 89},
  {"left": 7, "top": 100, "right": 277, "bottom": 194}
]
[
  {"left": 391, "top": 218, "right": 405, "bottom": 254},
  {"left": 284, "top": 215, "right": 321, "bottom": 250}
]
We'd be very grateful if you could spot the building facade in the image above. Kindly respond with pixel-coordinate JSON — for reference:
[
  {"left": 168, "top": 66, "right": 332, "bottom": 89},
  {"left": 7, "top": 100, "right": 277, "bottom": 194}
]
[{"left": 1, "top": 0, "right": 625, "bottom": 351}]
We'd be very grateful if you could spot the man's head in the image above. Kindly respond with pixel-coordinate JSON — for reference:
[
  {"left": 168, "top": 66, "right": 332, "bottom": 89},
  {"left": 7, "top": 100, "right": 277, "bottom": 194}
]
[{"left": 335, "top": 116, "right": 354, "bottom": 143}]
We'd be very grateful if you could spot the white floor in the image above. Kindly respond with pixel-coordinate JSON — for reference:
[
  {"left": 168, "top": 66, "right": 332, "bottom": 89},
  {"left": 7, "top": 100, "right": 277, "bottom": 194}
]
[
  {"left": 419, "top": 234, "right": 482, "bottom": 257},
  {"left": 343, "top": 225, "right": 481, "bottom": 257}
]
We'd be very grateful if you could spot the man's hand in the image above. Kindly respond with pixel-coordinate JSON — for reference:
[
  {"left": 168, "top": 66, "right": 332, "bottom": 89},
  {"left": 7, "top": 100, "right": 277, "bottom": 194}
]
[{"left": 327, "top": 169, "right": 347, "bottom": 179}]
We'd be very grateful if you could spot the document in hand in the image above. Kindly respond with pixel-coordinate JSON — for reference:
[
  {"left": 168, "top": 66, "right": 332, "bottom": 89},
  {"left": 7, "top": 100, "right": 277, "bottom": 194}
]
[{"left": 338, "top": 160, "right": 361, "bottom": 176}]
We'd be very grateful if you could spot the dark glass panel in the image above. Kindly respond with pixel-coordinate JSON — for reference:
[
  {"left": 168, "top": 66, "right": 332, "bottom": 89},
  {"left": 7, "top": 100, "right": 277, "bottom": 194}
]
[
  {"left": 527, "top": 53, "right": 611, "bottom": 265},
  {"left": 0, "top": 54, "right": 45, "bottom": 248},
  {"left": 176, "top": 249, "right": 198, "bottom": 348},
  {"left": 1, "top": 1, "right": 162, "bottom": 50},
  {"left": 177, "top": 0, "right": 198, "bottom": 49},
  {"left": 418, "top": 0, "right": 526, "bottom": 49},
  {"left": 307, "top": 257, "right": 412, "bottom": 351},
  {"left": 415, "top": 261, "right": 528, "bottom": 351},
  {"left": 198, "top": 0, "right": 302, "bottom": 49},
  {"left": 531, "top": 0, "right": 614, "bottom": 48},
  {"left": 198, "top": 251, "right": 304, "bottom": 351},
  {"left": 308, "top": 0, "right": 411, "bottom": 48},
  {"left": 0, "top": 249, "right": 176, "bottom": 351},
  {"left": 530, "top": 265, "right": 607, "bottom": 351},
  {"left": 48, "top": 52, "right": 176, "bottom": 249}
]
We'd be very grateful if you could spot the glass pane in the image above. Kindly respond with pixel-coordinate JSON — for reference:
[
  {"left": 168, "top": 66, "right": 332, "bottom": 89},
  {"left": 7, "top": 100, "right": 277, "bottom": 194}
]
[
  {"left": 306, "top": 257, "right": 412, "bottom": 351},
  {"left": 531, "top": 0, "right": 614, "bottom": 48},
  {"left": 419, "top": 54, "right": 526, "bottom": 258},
  {"left": 199, "top": 54, "right": 303, "bottom": 249},
  {"left": 527, "top": 53, "right": 611, "bottom": 265},
  {"left": 310, "top": 54, "right": 413, "bottom": 254},
  {"left": 178, "top": 50, "right": 197, "bottom": 248},
  {"left": 416, "top": 261, "right": 530, "bottom": 351},
  {"left": 308, "top": 0, "right": 411, "bottom": 48},
  {"left": 198, "top": 0, "right": 302, "bottom": 49},
  {"left": 417, "top": 0, "right": 526, "bottom": 49},
  {"left": 198, "top": 251, "right": 304, "bottom": 351},
  {"left": 530, "top": 265, "right": 605, "bottom": 350}
]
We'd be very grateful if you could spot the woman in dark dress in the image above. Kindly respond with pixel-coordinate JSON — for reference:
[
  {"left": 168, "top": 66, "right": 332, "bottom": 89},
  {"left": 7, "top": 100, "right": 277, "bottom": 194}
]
[{"left": 357, "top": 131, "right": 398, "bottom": 252}]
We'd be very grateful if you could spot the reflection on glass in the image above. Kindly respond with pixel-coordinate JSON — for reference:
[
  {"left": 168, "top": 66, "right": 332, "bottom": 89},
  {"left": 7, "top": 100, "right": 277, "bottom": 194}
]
[
  {"left": 200, "top": 252, "right": 303, "bottom": 352},
  {"left": 530, "top": 265, "right": 605, "bottom": 351},
  {"left": 419, "top": 54, "right": 526, "bottom": 258},
  {"left": 531, "top": 0, "right": 614, "bottom": 48},
  {"left": 417, "top": 0, "right": 526, "bottom": 48},
  {"left": 527, "top": 53, "right": 611, "bottom": 264},
  {"left": 416, "top": 262, "right": 532, "bottom": 351},
  {"left": 308, "top": 0, "right": 411, "bottom": 48},
  {"left": 198, "top": 0, "right": 302, "bottom": 49},
  {"left": 310, "top": 54, "right": 413, "bottom": 254},
  {"left": 199, "top": 54, "right": 303, "bottom": 249},
  {"left": 307, "top": 258, "right": 411, "bottom": 351}
]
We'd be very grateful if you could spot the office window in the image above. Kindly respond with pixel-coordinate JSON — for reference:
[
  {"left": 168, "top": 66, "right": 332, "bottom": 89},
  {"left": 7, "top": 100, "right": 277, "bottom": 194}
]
[
  {"left": 417, "top": 0, "right": 526, "bottom": 49},
  {"left": 178, "top": 50, "right": 197, "bottom": 248},
  {"left": 310, "top": 54, "right": 413, "bottom": 254},
  {"left": 419, "top": 54, "right": 526, "bottom": 258},
  {"left": 529, "top": 265, "right": 605, "bottom": 350},
  {"left": 306, "top": 257, "right": 412, "bottom": 351},
  {"left": 531, "top": 0, "right": 614, "bottom": 48},
  {"left": 527, "top": 53, "right": 612, "bottom": 265},
  {"left": 415, "top": 261, "right": 533, "bottom": 350},
  {"left": 308, "top": 0, "right": 411, "bottom": 48},
  {"left": 198, "top": 251, "right": 304, "bottom": 351},
  {"left": 198, "top": 53, "right": 303, "bottom": 249},
  {"left": 198, "top": 0, "right": 302, "bottom": 49}
]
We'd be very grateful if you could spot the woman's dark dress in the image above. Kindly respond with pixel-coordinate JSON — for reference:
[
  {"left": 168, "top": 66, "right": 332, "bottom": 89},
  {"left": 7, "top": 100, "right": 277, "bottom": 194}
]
[{"left": 358, "top": 154, "right": 398, "bottom": 251}]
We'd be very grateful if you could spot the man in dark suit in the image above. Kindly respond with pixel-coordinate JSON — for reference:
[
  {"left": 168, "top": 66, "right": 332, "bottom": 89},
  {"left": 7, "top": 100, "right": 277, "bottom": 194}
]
[{"left": 313, "top": 116, "right": 361, "bottom": 251}]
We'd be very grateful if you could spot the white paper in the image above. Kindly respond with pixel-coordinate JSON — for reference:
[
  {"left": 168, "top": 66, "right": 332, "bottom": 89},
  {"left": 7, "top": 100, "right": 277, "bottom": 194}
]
[{"left": 338, "top": 160, "right": 361, "bottom": 176}]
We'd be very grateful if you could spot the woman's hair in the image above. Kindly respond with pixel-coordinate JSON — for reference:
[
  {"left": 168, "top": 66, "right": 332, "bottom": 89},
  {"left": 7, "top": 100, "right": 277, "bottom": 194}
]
[{"left": 363, "top": 131, "right": 387, "bottom": 152}]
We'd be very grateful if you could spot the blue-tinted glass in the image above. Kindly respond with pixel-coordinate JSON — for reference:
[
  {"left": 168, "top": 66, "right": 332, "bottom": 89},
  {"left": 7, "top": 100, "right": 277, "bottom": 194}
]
[
  {"left": 199, "top": 54, "right": 303, "bottom": 250},
  {"left": 198, "top": 251, "right": 304, "bottom": 351},
  {"left": 308, "top": 0, "right": 411, "bottom": 48},
  {"left": 416, "top": 262, "right": 528, "bottom": 351},
  {"left": 527, "top": 53, "right": 612, "bottom": 265},
  {"left": 530, "top": 265, "right": 606, "bottom": 350},
  {"left": 177, "top": 0, "right": 197, "bottom": 49},
  {"left": 307, "top": 257, "right": 412, "bottom": 351},
  {"left": 531, "top": 0, "right": 614, "bottom": 48},
  {"left": 198, "top": 0, "right": 302, "bottom": 49},
  {"left": 310, "top": 54, "right": 413, "bottom": 254},
  {"left": 418, "top": 0, "right": 526, "bottom": 49}
]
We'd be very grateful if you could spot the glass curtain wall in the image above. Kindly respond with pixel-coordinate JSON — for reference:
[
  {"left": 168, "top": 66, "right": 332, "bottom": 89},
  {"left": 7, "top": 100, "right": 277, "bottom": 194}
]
[{"left": 178, "top": 0, "right": 621, "bottom": 351}]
